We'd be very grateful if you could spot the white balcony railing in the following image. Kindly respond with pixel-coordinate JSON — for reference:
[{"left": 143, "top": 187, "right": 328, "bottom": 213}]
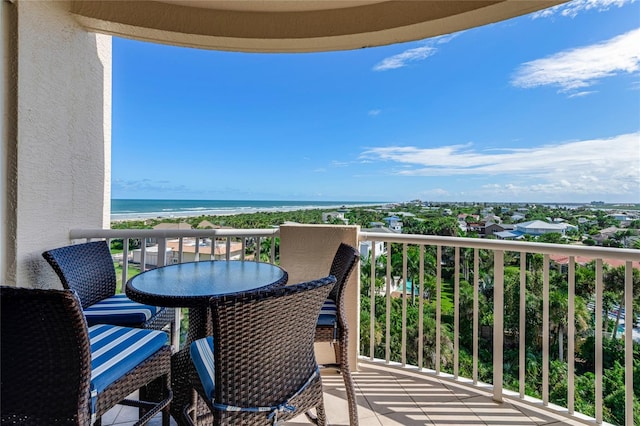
[{"left": 70, "top": 227, "right": 640, "bottom": 426}]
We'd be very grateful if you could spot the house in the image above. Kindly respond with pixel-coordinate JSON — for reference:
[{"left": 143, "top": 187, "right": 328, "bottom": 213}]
[
  {"left": 152, "top": 222, "right": 193, "bottom": 232},
  {"left": 358, "top": 240, "right": 386, "bottom": 260},
  {"left": 166, "top": 238, "right": 244, "bottom": 262},
  {"left": 511, "top": 213, "right": 526, "bottom": 222},
  {"left": 549, "top": 254, "right": 640, "bottom": 273},
  {"left": 513, "top": 220, "right": 568, "bottom": 236},
  {"left": 466, "top": 221, "right": 506, "bottom": 238},
  {"left": 383, "top": 216, "right": 403, "bottom": 232},
  {"left": 197, "top": 220, "right": 220, "bottom": 229},
  {"left": 322, "top": 211, "right": 348, "bottom": 224},
  {"left": 131, "top": 245, "right": 174, "bottom": 267}
]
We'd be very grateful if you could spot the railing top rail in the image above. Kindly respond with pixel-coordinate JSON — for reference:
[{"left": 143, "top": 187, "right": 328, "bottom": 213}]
[
  {"left": 70, "top": 228, "right": 279, "bottom": 240},
  {"left": 70, "top": 227, "right": 639, "bottom": 262},
  {"left": 359, "top": 231, "right": 640, "bottom": 262}
]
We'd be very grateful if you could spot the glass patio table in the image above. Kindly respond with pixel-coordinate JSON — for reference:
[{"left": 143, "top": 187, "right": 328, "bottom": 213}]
[{"left": 125, "top": 260, "right": 288, "bottom": 424}]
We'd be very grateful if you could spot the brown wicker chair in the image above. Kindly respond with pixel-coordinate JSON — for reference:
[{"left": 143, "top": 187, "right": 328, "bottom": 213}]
[
  {"left": 0, "top": 286, "right": 172, "bottom": 426},
  {"left": 42, "top": 240, "right": 175, "bottom": 341},
  {"left": 315, "top": 242, "right": 360, "bottom": 426},
  {"left": 185, "top": 275, "right": 336, "bottom": 425}
]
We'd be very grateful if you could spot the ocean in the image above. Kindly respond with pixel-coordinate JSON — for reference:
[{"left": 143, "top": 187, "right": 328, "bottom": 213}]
[{"left": 111, "top": 199, "right": 385, "bottom": 221}]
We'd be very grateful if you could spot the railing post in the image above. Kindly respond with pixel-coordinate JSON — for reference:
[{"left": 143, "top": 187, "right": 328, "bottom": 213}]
[
  {"left": 401, "top": 243, "right": 407, "bottom": 367},
  {"left": 157, "top": 238, "right": 167, "bottom": 267},
  {"left": 595, "top": 259, "right": 603, "bottom": 424},
  {"left": 385, "top": 241, "right": 392, "bottom": 364},
  {"left": 473, "top": 248, "right": 479, "bottom": 385},
  {"left": 436, "top": 245, "right": 442, "bottom": 375},
  {"left": 121, "top": 239, "right": 129, "bottom": 288},
  {"left": 418, "top": 244, "right": 424, "bottom": 370},
  {"left": 454, "top": 246, "right": 459, "bottom": 379},
  {"left": 568, "top": 256, "right": 575, "bottom": 414},
  {"left": 370, "top": 241, "right": 376, "bottom": 361},
  {"left": 625, "top": 261, "right": 633, "bottom": 426},
  {"left": 543, "top": 254, "right": 549, "bottom": 406},
  {"left": 519, "top": 251, "right": 526, "bottom": 398},
  {"left": 493, "top": 250, "right": 503, "bottom": 402}
]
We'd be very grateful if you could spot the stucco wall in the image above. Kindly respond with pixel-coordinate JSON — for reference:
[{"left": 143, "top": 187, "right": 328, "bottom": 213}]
[
  {"left": 10, "top": 1, "right": 111, "bottom": 287},
  {"left": 279, "top": 224, "right": 360, "bottom": 369}
]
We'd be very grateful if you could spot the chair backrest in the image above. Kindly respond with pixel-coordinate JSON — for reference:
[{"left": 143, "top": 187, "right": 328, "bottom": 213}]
[
  {"left": 42, "top": 240, "right": 117, "bottom": 308},
  {"left": 328, "top": 242, "right": 360, "bottom": 303},
  {"left": 1, "top": 286, "right": 92, "bottom": 425},
  {"left": 210, "top": 275, "right": 335, "bottom": 416}
]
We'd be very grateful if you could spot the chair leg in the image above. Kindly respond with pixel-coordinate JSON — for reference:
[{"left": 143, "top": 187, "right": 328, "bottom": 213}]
[
  {"left": 315, "top": 401, "right": 327, "bottom": 426},
  {"left": 335, "top": 341, "right": 359, "bottom": 426}
]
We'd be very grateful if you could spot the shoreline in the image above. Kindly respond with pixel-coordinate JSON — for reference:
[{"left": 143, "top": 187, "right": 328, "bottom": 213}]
[{"left": 110, "top": 203, "right": 385, "bottom": 223}]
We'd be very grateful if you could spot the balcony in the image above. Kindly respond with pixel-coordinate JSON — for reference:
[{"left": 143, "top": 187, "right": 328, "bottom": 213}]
[
  {"left": 103, "top": 363, "right": 589, "bottom": 425},
  {"left": 70, "top": 225, "right": 640, "bottom": 426}
]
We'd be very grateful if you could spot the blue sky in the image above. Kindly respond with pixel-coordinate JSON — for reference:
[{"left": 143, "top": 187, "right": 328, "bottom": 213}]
[{"left": 112, "top": 0, "right": 640, "bottom": 204}]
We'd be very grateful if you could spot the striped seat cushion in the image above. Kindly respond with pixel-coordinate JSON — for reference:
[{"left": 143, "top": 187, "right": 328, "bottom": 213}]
[
  {"left": 317, "top": 298, "right": 337, "bottom": 327},
  {"left": 84, "top": 294, "right": 163, "bottom": 326},
  {"left": 89, "top": 324, "right": 168, "bottom": 414},
  {"left": 190, "top": 337, "right": 215, "bottom": 400}
]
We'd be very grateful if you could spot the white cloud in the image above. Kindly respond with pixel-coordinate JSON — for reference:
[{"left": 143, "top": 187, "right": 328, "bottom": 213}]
[
  {"left": 533, "top": 0, "right": 637, "bottom": 19},
  {"left": 359, "top": 132, "right": 640, "bottom": 198},
  {"left": 368, "top": 109, "right": 381, "bottom": 116},
  {"left": 511, "top": 28, "right": 640, "bottom": 93},
  {"left": 372, "top": 33, "right": 460, "bottom": 71},
  {"left": 373, "top": 46, "right": 437, "bottom": 71}
]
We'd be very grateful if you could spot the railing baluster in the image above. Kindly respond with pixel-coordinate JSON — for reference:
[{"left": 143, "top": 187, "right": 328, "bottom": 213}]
[
  {"left": 141, "top": 241, "right": 147, "bottom": 271},
  {"left": 385, "top": 241, "right": 391, "bottom": 364},
  {"left": 194, "top": 237, "right": 200, "bottom": 262},
  {"left": 241, "top": 237, "right": 246, "bottom": 261},
  {"left": 225, "top": 237, "right": 231, "bottom": 261},
  {"left": 595, "top": 258, "right": 603, "bottom": 424},
  {"left": 178, "top": 237, "right": 183, "bottom": 263},
  {"left": 370, "top": 240, "right": 376, "bottom": 362},
  {"left": 519, "top": 251, "right": 526, "bottom": 399},
  {"left": 157, "top": 238, "right": 166, "bottom": 267},
  {"left": 568, "top": 256, "right": 575, "bottom": 414},
  {"left": 624, "top": 261, "right": 633, "bottom": 426},
  {"left": 473, "top": 248, "right": 479, "bottom": 385},
  {"left": 493, "top": 249, "right": 504, "bottom": 402},
  {"left": 436, "top": 245, "right": 442, "bottom": 375},
  {"left": 255, "top": 237, "right": 260, "bottom": 262},
  {"left": 122, "top": 239, "right": 129, "bottom": 288},
  {"left": 543, "top": 254, "right": 549, "bottom": 406},
  {"left": 418, "top": 244, "right": 424, "bottom": 370},
  {"left": 270, "top": 237, "right": 276, "bottom": 264},
  {"left": 454, "top": 246, "right": 459, "bottom": 379},
  {"left": 401, "top": 243, "right": 407, "bottom": 367}
]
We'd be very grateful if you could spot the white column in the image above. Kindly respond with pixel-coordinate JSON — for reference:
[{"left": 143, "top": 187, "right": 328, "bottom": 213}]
[{"left": 7, "top": 1, "right": 111, "bottom": 287}]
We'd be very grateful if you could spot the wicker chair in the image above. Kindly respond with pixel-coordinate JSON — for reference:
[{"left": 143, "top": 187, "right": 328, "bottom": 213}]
[
  {"left": 0, "top": 286, "right": 172, "bottom": 426},
  {"left": 42, "top": 240, "right": 175, "bottom": 341},
  {"left": 185, "top": 275, "right": 336, "bottom": 425},
  {"left": 315, "top": 242, "right": 360, "bottom": 426}
]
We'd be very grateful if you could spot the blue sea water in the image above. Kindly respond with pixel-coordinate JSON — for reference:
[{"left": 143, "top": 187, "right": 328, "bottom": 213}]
[{"left": 111, "top": 199, "right": 384, "bottom": 221}]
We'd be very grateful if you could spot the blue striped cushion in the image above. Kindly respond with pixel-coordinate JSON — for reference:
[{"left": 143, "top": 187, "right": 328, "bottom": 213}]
[
  {"left": 190, "top": 337, "right": 215, "bottom": 400},
  {"left": 84, "top": 294, "right": 162, "bottom": 326},
  {"left": 317, "top": 299, "right": 337, "bottom": 326},
  {"left": 89, "top": 324, "right": 168, "bottom": 414}
]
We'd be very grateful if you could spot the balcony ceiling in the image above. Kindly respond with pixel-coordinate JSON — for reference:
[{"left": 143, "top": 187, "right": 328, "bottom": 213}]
[{"left": 70, "top": 0, "right": 567, "bottom": 52}]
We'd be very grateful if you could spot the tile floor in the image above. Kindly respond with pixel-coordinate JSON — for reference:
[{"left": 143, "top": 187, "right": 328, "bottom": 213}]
[{"left": 104, "top": 360, "right": 586, "bottom": 426}]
